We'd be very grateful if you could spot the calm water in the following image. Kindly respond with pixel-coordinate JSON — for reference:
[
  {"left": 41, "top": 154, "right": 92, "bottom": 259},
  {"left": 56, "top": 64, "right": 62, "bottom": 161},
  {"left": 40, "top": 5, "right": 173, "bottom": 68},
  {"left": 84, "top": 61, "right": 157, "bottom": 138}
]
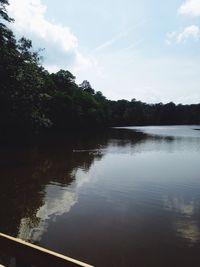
[{"left": 0, "top": 125, "right": 200, "bottom": 266}]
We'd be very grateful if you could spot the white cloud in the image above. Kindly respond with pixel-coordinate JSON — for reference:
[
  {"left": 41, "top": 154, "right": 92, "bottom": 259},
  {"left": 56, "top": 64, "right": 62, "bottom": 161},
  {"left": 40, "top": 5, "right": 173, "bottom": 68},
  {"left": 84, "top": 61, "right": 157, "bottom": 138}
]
[
  {"left": 7, "top": 0, "right": 94, "bottom": 73},
  {"left": 178, "top": 0, "right": 200, "bottom": 16},
  {"left": 177, "top": 25, "right": 200, "bottom": 43},
  {"left": 166, "top": 25, "right": 200, "bottom": 44},
  {"left": 8, "top": 0, "right": 77, "bottom": 51}
]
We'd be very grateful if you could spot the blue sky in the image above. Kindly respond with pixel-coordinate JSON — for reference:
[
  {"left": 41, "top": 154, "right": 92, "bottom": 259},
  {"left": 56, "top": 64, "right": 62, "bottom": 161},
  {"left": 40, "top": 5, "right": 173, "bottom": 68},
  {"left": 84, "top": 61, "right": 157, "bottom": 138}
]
[{"left": 7, "top": 0, "right": 200, "bottom": 103}]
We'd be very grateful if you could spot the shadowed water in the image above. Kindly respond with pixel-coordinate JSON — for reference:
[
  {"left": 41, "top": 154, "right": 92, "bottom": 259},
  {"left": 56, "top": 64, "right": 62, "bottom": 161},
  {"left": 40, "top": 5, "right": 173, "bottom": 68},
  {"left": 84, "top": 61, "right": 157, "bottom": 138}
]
[{"left": 0, "top": 125, "right": 200, "bottom": 266}]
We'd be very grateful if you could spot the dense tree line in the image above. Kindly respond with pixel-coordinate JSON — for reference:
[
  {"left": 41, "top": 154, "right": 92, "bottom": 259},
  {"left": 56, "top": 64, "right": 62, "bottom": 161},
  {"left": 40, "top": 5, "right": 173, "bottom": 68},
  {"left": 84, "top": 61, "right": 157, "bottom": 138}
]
[{"left": 0, "top": 0, "right": 200, "bottom": 134}]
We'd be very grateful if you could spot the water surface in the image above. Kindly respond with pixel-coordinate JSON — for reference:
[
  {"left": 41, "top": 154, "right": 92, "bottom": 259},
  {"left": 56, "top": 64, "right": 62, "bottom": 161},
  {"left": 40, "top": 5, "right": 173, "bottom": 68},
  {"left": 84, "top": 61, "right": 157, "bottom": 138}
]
[{"left": 0, "top": 125, "right": 200, "bottom": 266}]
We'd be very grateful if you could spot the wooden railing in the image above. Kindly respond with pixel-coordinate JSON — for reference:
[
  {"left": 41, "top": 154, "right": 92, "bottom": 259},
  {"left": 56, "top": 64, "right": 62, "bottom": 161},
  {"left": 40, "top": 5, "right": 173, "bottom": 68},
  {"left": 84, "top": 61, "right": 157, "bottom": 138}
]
[{"left": 0, "top": 233, "right": 94, "bottom": 267}]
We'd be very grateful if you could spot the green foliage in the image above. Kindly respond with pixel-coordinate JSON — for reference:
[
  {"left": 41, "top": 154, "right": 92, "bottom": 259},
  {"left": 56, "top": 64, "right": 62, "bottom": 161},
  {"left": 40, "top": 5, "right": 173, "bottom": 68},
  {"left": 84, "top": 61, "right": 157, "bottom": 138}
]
[
  {"left": 80, "top": 80, "right": 95, "bottom": 95},
  {"left": 0, "top": 1, "right": 51, "bottom": 131}
]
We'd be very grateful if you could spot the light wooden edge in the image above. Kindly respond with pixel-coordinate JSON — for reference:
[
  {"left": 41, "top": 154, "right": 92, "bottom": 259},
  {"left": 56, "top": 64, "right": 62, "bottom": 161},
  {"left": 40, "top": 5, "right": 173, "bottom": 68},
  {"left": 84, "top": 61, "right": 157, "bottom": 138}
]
[{"left": 0, "top": 233, "right": 94, "bottom": 267}]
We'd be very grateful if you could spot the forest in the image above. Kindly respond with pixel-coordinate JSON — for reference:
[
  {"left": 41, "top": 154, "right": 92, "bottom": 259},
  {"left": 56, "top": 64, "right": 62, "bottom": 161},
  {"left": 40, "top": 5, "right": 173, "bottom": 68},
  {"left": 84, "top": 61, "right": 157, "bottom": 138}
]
[{"left": 1, "top": 0, "right": 200, "bottom": 134}]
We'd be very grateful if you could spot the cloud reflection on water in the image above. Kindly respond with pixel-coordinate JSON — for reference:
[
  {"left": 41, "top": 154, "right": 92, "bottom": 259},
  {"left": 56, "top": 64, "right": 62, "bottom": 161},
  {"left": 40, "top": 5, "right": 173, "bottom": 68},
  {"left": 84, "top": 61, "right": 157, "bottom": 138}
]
[
  {"left": 18, "top": 168, "right": 92, "bottom": 242},
  {"left": 163, "top": 196, "right": 200, "bottom": 245}
]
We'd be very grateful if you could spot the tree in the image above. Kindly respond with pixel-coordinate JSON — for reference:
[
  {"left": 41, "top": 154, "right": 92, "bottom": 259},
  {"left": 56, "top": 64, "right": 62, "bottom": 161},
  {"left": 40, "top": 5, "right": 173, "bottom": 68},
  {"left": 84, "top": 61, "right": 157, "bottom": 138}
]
[
  {"left": 51, "top": 70, "right": 76, "bottom": 90},
  {"left": 0, "top": 2, "right": 51, "bottom": 131},
  {"left": 80, "top": 80, "right": 95, "bottom": 95},
  {"left": 0, "top": 0, "right": 13, "bottom": 22}
]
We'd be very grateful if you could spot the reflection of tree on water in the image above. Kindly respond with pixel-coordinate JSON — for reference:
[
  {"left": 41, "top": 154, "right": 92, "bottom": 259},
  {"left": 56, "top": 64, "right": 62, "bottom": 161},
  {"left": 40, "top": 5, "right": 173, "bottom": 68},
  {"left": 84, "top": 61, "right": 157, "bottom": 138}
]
[
  {"left": 0, "top": 135, "right": 100, "bottom": 240},
  {"left": 0, "top": 128, "right": 179, "bottom": 244},
  {"left": 0, "top": 129, "right": 148, "bottom": 240}
]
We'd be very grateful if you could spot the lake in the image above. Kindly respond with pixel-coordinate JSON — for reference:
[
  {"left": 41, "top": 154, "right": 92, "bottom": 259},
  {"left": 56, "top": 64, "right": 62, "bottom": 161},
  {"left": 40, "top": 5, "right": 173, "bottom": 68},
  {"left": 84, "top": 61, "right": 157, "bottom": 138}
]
[{"left": 0, "top": 125, "right": 200, "bottom": 267}]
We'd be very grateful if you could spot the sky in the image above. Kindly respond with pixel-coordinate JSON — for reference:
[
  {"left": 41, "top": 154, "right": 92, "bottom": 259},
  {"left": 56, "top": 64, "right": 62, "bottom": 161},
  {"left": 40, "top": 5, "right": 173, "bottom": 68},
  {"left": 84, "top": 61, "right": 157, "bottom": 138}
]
[{"left": 6, "top": 0, "right": 200, "bottom": 104}]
